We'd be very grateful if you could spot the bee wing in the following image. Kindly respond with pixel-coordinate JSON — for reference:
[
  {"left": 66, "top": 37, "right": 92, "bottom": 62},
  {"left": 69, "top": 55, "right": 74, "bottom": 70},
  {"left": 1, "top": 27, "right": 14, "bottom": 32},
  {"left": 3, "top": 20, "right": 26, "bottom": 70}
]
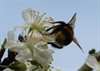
[
  {"left": 68, "top": 13, "right": 76, "bottom": 29},
  {"left": 73, "top": 36, "right": 84, "bottom": 53}
]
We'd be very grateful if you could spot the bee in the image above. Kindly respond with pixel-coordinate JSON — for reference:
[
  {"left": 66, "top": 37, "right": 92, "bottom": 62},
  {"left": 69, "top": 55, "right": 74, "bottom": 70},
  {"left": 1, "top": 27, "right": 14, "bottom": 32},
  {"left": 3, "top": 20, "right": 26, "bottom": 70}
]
[{"left": 44, "top": 13, "right": 84, "bottom": 52}]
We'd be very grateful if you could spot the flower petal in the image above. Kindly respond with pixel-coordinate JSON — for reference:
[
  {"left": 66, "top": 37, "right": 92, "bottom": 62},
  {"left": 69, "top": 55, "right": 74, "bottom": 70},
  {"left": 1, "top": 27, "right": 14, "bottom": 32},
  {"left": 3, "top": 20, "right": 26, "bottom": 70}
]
[
  {"left": 5, "top": 41, "right": 24, "bottom": 49},
  {"left": 7, "top": 31, "right": 15, "bottom": 41},
  {"left": 32, "top": 47, "right": 53, "bottom": 65},
  {"left": 22, "top": 8, "right": 35, "bottom": 23},
  {"left": 13, "top": 22, "right": 30, "bottom": 31},
  {"left": 15, "top": 46, "right": 32, "bottom": 63},
  {"left": 85, "top": 55, "right": 100, "bottom": 70}
]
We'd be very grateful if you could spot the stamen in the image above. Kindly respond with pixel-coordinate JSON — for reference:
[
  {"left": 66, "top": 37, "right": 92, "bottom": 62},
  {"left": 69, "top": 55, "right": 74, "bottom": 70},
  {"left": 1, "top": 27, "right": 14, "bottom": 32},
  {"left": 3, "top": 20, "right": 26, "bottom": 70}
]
[
  {"left": 30, "top": 31, "right": 34, "bottom": 38},
  {"left": 50, "top": 17, "right": 54, "bottom": 21},
  {"left": 30, "top": 10, "right": 33, "bottom": 23},
  {"left": 40, "top": 20, "right": 46, "bottom": 25},
  {"left": 36, "top": 11, "right": 39, "bottom": 20},
  {"left": 38, "top": 13, "right": 46, "bottom": 24},
  {"left": 32, "top": 10, "right": 36, "bottom": 21},
  {"left": 33, "top": 10, "right": 36, "bottom": 13},
  {"left": 41, "top": 12, "right": 46, "bottom": 18}
]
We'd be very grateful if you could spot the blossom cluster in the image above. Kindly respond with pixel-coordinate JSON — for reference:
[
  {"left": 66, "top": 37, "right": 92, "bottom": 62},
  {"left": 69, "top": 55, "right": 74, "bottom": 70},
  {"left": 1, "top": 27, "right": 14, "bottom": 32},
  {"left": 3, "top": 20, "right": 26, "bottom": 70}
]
[{"left": 0, "top": 8, "right": 61, "bottom": 71}]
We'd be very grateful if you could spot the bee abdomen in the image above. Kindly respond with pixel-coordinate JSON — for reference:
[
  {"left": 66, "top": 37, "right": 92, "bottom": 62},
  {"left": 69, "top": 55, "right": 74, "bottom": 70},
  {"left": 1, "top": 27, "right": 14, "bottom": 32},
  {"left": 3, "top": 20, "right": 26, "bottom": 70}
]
[{"left": 55, "top": 25, "right": 74, "bottom": 46}]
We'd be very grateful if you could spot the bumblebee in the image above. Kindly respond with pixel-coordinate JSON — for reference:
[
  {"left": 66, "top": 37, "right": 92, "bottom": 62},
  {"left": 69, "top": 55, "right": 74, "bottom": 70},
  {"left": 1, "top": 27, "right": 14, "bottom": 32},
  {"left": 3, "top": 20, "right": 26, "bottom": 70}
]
[{"left": 45, "top": 13, "right": 84, "bottom": 52}]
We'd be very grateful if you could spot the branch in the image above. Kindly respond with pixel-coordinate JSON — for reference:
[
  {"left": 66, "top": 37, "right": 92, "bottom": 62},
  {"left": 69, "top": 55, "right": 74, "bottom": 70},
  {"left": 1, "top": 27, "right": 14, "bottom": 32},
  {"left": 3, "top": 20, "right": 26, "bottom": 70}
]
[{"left": 0, "top": 50, "right": 18, "bottom": 71}]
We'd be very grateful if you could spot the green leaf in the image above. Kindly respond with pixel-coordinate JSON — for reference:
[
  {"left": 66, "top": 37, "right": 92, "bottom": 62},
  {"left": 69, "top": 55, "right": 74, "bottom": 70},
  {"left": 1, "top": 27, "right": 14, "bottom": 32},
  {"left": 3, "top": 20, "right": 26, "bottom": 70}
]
[
  {"left": 1, "top": 38, "right": 7, "bottom": 48},
  {"left": 28, "top": 60, "right": 43, "bottom": 70},
  {"left": 28, "top": 27, "right": 33, "bottom": 33},
  {"left": 0, "top": 65, "right": 9, "bottom": 70},
  {"left": 9, "top": 62, "right": 26, "bottom": 71},
  {"left": 29, "top": 60, "right": 43, "bottom": 68}
]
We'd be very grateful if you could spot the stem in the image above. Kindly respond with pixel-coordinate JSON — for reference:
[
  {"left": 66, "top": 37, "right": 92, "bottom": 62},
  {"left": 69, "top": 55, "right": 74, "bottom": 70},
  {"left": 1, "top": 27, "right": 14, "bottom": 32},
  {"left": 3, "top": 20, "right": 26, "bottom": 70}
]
[{"left": 0, "top": 65, "right": 8, "bottom": 68}]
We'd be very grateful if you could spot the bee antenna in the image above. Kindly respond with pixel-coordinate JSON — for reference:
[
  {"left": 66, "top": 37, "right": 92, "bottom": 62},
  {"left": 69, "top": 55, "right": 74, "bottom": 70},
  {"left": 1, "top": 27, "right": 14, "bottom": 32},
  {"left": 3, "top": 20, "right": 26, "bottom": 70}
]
[{"left": 73, "top": 36, "right": 84, "bottom": 53}]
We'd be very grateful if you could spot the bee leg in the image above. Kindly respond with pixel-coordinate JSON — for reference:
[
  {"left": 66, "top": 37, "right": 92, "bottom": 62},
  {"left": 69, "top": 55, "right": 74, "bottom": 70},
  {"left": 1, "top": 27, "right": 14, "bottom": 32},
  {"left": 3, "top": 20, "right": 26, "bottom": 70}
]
[
  {"left": 47, "top": 27, "right": 61, "bottom": 35},
  {"left": 50, "top": 27, "right": 61, "bottom": 35},
  {"left": 41, "top": 27, "right": 54, "bottom": 35},
  {"left": 46, "top": 26, "right": 54, "bottom": 31},
  {"left": 45, "top": 26, "right": 59, "bottom": 35},
  {"left": 43, "top": 29, "right": 58, "bottom": 35},
  {"left": 49, "top": 21, "right": 66, "bottom": 25},
  {"left": 48, "top": 42, "right": 63, "bottom": 49}
]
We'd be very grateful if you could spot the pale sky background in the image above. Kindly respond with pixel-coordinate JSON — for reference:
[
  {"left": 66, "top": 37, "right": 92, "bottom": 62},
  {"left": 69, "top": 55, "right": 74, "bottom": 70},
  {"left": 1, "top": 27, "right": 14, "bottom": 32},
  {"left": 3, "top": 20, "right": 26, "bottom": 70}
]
[{"left": 0, "top": 0, "right": 100, "bottom": 71}]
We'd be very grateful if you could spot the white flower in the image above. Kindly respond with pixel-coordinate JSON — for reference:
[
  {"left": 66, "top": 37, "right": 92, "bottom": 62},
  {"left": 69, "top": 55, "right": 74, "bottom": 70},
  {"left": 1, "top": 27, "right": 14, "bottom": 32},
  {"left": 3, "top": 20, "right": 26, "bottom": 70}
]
[
  {"left": 85, "top": 55, "right": 100, "bottom": 71},
  {"left": 4, "top": 8, "right": 57, "bottom": 71},
  {"left": 5, "top": 31, "right": 54, "bottom": 65},
  {"left": 13, "top": 8, "right": 54, "bottom": 32},
  {"left": 13, "top": 8, "right": 55, "bottom": 44},
  {"left": 5, "top": 31, "right": 32, "bottom": 63}
]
